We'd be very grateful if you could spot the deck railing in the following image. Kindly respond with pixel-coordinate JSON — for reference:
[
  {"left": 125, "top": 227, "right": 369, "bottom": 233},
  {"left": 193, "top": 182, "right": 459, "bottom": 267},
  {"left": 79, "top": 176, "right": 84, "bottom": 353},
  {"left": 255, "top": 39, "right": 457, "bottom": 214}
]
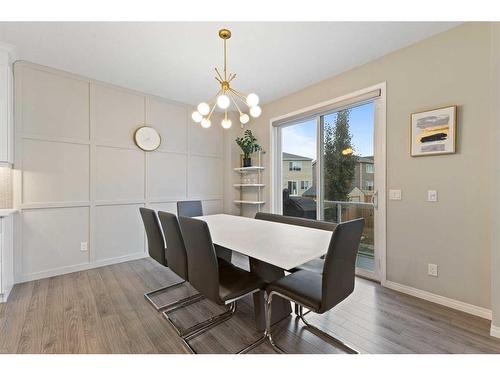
[{"left": 324, "top": 200, "right": 373, "bottom": 223}]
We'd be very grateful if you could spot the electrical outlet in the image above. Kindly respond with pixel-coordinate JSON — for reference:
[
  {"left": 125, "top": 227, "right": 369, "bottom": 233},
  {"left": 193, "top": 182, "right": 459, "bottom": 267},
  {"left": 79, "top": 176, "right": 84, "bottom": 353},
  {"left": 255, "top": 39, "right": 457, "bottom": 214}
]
[
  {"left": 389, "top": 189, "right": 402, "bottom": 200},
  {"left": 80, "top": 241, "right": 88, "bottom": 252},
  {"left": 428, "top": 263, "right": 438, "bottom": 277},
  {"left": 427, "top": 190, "right": 438, "bottom": 202}
]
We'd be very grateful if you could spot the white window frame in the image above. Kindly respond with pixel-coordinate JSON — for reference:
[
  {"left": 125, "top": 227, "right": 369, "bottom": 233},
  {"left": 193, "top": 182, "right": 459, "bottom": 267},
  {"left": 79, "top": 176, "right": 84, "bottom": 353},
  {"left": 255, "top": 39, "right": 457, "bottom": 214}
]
[
  {"left": 366, "top": 164, "right": 374, "bottom": 174},
  {"left": 269, "top": 82, "right": 387, "bottom": 283}
]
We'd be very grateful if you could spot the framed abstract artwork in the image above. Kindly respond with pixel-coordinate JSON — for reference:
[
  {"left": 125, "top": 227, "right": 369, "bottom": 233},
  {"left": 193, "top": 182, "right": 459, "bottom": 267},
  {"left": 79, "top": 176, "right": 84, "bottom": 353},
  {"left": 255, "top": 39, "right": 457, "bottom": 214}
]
[{"left": 410, "top": 105, "right": 457, "bottom": 157}]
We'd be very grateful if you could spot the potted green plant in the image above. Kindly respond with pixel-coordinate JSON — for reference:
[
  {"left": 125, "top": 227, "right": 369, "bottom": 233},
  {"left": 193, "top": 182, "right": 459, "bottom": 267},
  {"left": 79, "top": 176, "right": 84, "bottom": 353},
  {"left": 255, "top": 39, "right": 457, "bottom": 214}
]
[{"left": 235, "top": 130, "right": 262, "bottom": 167}]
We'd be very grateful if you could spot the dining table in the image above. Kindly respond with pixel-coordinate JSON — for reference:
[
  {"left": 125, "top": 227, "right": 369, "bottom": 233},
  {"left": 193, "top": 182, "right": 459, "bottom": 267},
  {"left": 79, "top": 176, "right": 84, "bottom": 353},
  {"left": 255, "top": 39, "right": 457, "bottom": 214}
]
[{"left": 195, "top": 214, "right": 333, "bottom": 331}]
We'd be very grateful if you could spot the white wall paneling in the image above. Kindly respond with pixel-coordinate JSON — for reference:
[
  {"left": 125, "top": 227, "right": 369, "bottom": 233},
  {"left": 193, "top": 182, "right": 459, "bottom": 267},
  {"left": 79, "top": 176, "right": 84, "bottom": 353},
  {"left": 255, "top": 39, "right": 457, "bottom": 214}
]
[
  {"left": 22, "top": 139, "right": 90, "bottom": 204},
  {"left": 189, "top": 110, "right": 223, "bottom": 157},
  {"left": 94, "top": 82, "right": 145, "bottom": 148},
  {"left": 202, "top": 199, "right": 224, "bottom": 215},
  {"left": 148, "top": 151, "right": 187, "bottom": 201},
  {"left": 95, "top": 146, "right": 145, "bottom": 202},
  {"left": 21, "top": 207, "right": 90, "bottom": 277},
  {"left": 14, "top": 62, "right": 225, "bottom": 282},
  {"left": 188, "top": 155, "right": 223, "bottom": 200},
  {"left": 95, "top": 204, "right": 145, "bottom": 261},
  {"left": 20, "top": 65, "right": 90, "bottom": 141},
  {"left": 149, "top": 96, "right": 188, "bottom": 154}
]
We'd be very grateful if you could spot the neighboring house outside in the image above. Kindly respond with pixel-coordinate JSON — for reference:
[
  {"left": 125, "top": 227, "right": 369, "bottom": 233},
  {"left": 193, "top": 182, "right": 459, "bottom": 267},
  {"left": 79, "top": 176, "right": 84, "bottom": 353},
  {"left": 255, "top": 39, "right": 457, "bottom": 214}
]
[
  {"left": 282, "top": 152, "right": 374, "bottom": 206},
  {"left": 282, "top": 152, "right": 313, "bottom": 196},
  {"left": 351, "top": 156, "right": 374, "bottom": 202}
]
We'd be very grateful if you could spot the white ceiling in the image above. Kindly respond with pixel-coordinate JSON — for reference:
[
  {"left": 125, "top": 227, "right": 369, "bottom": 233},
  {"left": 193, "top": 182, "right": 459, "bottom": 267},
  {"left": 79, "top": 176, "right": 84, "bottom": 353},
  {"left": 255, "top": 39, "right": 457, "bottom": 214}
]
[{"left": 0, "top": 22, "right": 460, "bottom": 105}]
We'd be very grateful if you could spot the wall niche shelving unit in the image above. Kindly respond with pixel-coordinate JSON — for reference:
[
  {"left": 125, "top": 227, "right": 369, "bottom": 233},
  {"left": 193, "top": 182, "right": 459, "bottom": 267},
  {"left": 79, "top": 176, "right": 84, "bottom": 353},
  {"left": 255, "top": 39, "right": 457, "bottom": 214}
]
[{"left": 233, "top": 152, "right": 265, "bottom": 211}]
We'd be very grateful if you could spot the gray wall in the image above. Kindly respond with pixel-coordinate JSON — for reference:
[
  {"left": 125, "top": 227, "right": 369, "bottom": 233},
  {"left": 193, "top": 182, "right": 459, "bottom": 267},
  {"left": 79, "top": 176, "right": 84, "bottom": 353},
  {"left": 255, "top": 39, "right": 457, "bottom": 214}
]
[
  {"left": 229, "top": 23, "right": 493, "bottom": 310},
  {"left": 14, "top": 62, "right": 225, "bottom": 282}
]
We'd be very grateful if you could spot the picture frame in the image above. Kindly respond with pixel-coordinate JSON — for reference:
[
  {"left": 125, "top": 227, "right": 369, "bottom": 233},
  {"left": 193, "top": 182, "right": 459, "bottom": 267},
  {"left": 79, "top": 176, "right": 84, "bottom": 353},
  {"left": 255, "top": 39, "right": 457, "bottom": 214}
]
[{"left": 410, "top": 105, "right": 457, "bottom": 157}]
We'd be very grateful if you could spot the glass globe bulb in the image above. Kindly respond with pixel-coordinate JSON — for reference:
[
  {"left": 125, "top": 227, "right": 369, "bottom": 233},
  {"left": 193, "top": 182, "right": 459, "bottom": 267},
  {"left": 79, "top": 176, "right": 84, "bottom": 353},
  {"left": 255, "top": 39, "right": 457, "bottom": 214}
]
[
  {"left": 221, "top": 118, "right": 232, "bottom": 129},
  {"left": 239, "top": 113, "right": 250, "bottom": 124},
  {"left": 249, "top": 105, "right": 262, "bottom": 118},
  {"left": 191, "top": 111, "right": 203, "bottom": 123},
  {"left": 200, "top": 118, "right": 211, "bottom": 128},
  {"left": 197, "top": 102, "right": 210, "bottom": 116},
  {"left": 217, "top": 94, "right": 230, "bottom": 109},
  {"left": 246, "top": 93, "right": 260, "bottom": 107}
]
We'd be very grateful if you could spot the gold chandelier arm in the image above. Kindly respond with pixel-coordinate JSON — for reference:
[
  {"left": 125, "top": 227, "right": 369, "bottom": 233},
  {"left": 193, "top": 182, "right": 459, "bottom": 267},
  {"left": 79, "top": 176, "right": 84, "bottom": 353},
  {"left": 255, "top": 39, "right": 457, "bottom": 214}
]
[
  {"left": 229, "top": 87, "right": 248, "bottom": 100},
  {"left": 215, "top": 68, "right": 224, "bottom": 82},
  {"left": 229, "top": 88, "right": 248, "bottom": 106},
  {"left": 224, "top": 108, "right": 228, "bottom": 120},
  {"left": 228, "top": 73, "right": 236, "bottom": 83},
  {"left": 207, "top": 101, "right": 217, "bottom": 121},
  {"left": 228, "top": 91, "right": 243, "bottom": 115}
]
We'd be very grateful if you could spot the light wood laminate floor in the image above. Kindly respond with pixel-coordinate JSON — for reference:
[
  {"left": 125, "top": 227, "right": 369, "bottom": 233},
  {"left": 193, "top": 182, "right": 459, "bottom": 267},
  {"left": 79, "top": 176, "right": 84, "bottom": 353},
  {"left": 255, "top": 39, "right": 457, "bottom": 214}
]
[{"left": 1, "top": 256, "right": 499, "bottom": 354}]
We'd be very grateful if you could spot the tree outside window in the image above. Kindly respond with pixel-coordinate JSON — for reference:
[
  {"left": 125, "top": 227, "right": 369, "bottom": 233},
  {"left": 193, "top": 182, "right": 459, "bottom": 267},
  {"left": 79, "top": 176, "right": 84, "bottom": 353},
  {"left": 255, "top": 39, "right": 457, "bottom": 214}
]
[{"left": 323, "top": 109, "right": 356, "bottom": 202}]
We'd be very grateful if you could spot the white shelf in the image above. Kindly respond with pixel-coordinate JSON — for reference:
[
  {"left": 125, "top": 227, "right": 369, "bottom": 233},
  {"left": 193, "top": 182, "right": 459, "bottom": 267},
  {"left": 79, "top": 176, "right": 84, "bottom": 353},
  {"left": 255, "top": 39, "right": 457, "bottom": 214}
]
[
  {"left": 233, "top": 184, "right": 265, "bottom": 187},
  {"left": 233, "top": 200, "right": 265, "bottom": 205},
  {"left": 234, "top": 166, "right": 265, "bottom": 172}
]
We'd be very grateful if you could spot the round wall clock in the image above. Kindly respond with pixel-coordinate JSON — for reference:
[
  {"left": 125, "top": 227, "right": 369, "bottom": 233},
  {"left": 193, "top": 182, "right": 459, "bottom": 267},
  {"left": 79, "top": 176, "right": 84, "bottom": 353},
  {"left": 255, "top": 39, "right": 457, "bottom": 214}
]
[{"left": 134, "top": 126, "right": 161, "bottom": 151}]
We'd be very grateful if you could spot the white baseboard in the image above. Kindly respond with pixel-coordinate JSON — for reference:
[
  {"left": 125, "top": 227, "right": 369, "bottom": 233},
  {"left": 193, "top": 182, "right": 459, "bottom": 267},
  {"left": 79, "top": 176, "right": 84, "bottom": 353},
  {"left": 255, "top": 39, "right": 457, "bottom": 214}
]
[
  {"left": 0, "top": 287, "right": 12, "bottom": 303},
  {"left": 490, "top": 325, "right": 500, "bottom": 339},
  {"left": 382, "top": 280, "right": 492, "bottom": 320},
  {"left": 15, "top": 252, "right": 149, "bottom": 283}
]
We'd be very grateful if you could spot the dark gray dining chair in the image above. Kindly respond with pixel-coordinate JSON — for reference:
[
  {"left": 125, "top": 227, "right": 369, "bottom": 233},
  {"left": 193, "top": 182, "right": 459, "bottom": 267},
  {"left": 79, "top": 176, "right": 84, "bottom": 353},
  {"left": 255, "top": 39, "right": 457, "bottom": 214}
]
[
  {"left": 255, "top": 212, "right": 336, "bottom": 273},
  {"left": 242, "top": 218, "right": 364, "bottom": 354},
  {"left": 177, "top": 200, "right": 203, "bottom": 218},
  {"left": 140, "top": 208, "right": 202, "bottom": 313},
  {"left": 178, "top": 200, "right": 232, "bottom": 264},
  {"left": 176, "top": 216, "right": 266, "bottom": 354}
]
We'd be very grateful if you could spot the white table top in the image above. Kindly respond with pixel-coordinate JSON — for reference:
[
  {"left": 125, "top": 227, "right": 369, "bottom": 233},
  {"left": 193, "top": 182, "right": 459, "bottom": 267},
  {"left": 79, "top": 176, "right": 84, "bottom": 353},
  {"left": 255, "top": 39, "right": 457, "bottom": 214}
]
[{"left": 196, "top": 214, "right": 333, "bottom": 270}]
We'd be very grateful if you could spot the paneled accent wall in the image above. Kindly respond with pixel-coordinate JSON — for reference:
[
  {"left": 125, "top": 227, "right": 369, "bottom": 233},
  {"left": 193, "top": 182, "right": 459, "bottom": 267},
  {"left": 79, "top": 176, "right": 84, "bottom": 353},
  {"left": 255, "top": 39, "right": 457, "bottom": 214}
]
[{"left": 14, "top": 62, "right": 224, "bottom": 282}]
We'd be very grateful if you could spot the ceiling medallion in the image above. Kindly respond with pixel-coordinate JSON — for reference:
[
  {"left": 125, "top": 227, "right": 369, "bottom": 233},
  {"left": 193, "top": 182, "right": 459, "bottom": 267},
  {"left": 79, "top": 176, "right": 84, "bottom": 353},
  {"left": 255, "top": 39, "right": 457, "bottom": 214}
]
[{"left": 191, "top": 28, "right": 261, "bottom": 130}]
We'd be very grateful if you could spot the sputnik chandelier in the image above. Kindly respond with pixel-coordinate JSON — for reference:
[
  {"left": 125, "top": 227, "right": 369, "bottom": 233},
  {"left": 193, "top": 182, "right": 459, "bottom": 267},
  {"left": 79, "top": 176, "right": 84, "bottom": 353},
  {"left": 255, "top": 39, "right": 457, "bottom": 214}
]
[{"left": 191, "top": 28, "right": 261, "bottom": 129}]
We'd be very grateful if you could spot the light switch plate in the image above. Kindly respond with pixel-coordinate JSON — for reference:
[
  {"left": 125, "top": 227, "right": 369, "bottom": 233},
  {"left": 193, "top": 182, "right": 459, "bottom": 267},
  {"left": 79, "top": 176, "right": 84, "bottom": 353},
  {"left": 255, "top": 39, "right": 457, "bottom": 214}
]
[
  {"left": 427, "top": 190, "right": 438, "bottom": 202},
  {"left": 80, "top": 241, "right": 88, "bottom": 252},
  {"left": 389, "top": 189, "right": 402, "bottom": 200}
]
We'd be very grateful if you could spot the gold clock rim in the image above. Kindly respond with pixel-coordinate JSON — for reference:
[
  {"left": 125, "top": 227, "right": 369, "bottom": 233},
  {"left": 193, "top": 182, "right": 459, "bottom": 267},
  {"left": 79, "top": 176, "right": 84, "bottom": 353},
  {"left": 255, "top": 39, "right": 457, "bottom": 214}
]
[{"left": 133, "top": 126, "right": 162, "bottom": 152}]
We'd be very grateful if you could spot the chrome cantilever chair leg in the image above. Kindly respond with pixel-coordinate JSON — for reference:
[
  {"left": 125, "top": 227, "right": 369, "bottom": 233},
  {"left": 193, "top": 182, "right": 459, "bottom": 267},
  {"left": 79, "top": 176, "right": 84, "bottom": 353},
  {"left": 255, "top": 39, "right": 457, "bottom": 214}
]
[
  {"left": 238, "top": 292, "right": 283, "bottom": 354},
  {"left": 165, "top": 289, "right": 268, "bottom": 354},
  {"left": 298, "top": 306, "right": 358, "bottom": 354},
  {"left": 163, "top": 299, "right": 236, "bottom": 340},
  {"left": 177, "top": 301, "right": 238, "bottom": 353},
  {"left": 265, "top": 292, "right": 359, "bottom": 354},
  {"left": 144, "top": 280, "right": 204, "bottom": 311}
]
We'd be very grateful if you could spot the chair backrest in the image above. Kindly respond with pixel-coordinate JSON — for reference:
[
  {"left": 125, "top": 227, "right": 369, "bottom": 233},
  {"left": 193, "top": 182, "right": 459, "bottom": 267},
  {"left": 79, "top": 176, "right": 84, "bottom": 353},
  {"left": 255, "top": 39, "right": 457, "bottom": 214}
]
[
  {"left": 139, "top": 207, "right": 165, "bottom": 266},
  {"left": 178, "top": 216, "right": 221, "bottom": 303},
  {"left": 255, "top": 212, "right": 336, "bottom": 232},
  {"left": 321, "top": 218, "right": 364, "bottom": 312},
  {"left": 157, "top": 211, "right": 188, "bottom": 280},
  {"left": 177, "top": 200, "right": 203, "bottom": 218}
]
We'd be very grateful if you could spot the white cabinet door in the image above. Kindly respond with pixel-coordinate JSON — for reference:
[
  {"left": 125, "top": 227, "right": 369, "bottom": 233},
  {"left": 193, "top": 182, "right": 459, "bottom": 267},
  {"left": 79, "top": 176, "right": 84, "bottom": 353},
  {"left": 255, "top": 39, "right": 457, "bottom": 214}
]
[
  {"left": 0, "top": 215, "right": 14, "bottom": 302},
  {"left": 0, "top": 62, "right": 13, "bottom": 165}
]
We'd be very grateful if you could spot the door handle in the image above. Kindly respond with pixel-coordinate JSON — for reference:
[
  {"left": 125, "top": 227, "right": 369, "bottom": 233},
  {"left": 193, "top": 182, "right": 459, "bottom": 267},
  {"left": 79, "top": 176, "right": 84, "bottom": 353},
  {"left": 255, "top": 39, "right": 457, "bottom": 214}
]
[{"left": 371, "top": 190, "right": 378, "bottom": 209}]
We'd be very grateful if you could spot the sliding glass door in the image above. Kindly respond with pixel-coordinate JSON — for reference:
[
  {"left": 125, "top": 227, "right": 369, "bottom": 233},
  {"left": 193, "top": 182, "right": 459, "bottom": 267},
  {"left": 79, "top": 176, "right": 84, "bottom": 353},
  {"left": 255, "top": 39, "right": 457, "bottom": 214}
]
[
  {"left": 274, "top": 86, "right": 385, "bottom": 281},
  {"left": 320, "top": 102, "right": 376, "bottom": 274}
]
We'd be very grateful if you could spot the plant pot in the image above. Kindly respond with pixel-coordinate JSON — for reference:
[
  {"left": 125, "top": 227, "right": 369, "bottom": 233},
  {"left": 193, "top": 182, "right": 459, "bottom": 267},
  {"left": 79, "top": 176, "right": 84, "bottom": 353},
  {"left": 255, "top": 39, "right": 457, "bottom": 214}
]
[{"left": 243, "top": 157, "right": 252, "bottom": 167}]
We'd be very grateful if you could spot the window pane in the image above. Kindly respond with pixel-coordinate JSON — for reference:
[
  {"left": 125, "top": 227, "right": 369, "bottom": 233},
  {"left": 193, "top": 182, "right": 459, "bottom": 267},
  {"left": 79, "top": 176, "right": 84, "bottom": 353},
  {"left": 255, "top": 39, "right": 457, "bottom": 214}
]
[{"left": 281, "top": 119, "right": 317, "bottom": 219}]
